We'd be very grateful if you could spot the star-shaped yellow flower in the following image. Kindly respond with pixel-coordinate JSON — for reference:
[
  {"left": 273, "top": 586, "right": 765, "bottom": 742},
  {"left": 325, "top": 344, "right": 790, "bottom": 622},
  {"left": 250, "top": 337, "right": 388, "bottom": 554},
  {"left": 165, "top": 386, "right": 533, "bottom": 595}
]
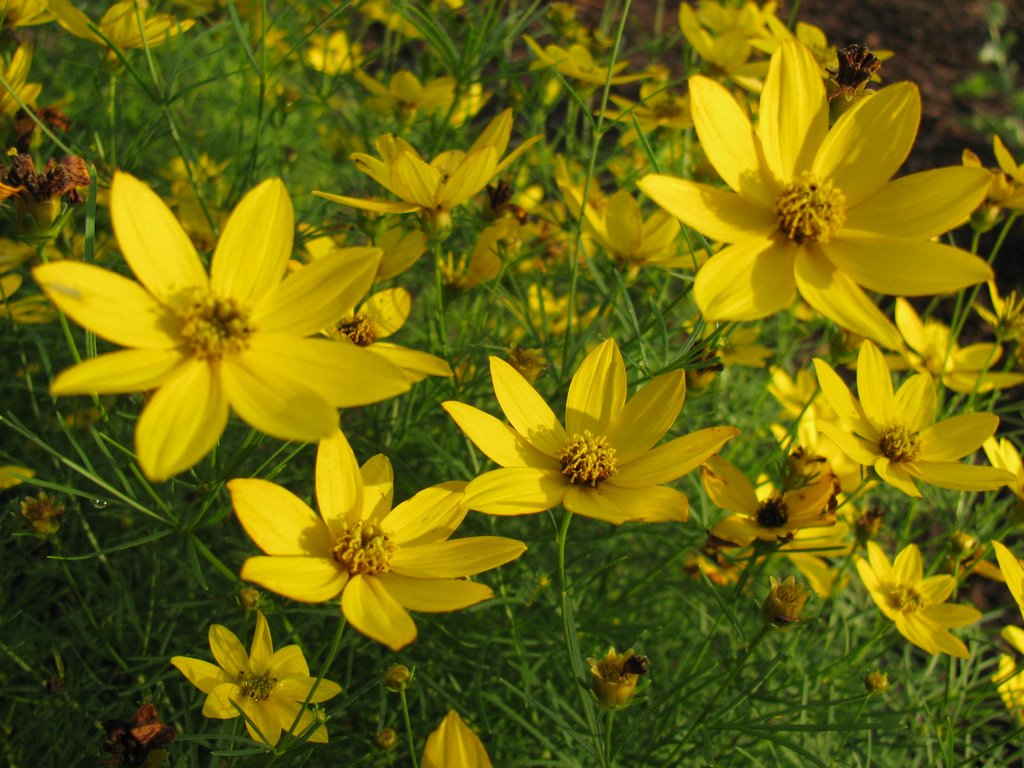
[
  {"left": 639, "top": 39, "right": 993, "bottom": 348},
  {"left": 813, "top": 340, "right": 1012, "bottom": 497},
  {"left": 229, "top": 430, "right": 526, "bottom": 651},
  {"left": 33, "top": 173, "right": 410, "bottom": 481},
  {"left": 444, "top": 339, "right": 738, "bottom": 524}
]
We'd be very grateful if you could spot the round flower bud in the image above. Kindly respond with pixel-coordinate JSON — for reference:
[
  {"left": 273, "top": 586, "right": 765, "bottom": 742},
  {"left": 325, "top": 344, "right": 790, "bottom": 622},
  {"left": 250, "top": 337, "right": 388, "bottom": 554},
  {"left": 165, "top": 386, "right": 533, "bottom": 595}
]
[{"left": 384, "top": 664, "right": 413, "bottom": 693}]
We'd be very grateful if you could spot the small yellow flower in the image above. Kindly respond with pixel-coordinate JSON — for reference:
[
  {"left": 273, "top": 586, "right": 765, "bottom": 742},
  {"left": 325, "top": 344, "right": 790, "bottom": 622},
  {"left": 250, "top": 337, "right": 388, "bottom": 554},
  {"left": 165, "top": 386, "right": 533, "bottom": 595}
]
[
  {"left": 678, "top": 1, "right": 773, "bottom": 92},
  {"left": 355, "top": 70, "right": 456, "bottom": 119},
  {"left": 171, "top": 611, "right": 341, "bottom": 746},
  {"left": 0, "top": 45, "right": 41, "bottom": 117},
  {"left": 607, "top": 84, "right": 692, "bottom": 146},
  {"left": 305, "top": 30, "right": 362, "bottom": 75},
  {"left": 422, "top": 710, "right": 493, "bottom": 768},
  {"left": 523, "top": 36, "right": 645, "bottom": 86},
  {"left": 813, "top": 340, "right": 1013, "bottom": 497},
  {"left": 230, "top": 430, "right": 526, "bottom": 651},
  {"left": 856, "top": 541, "right": 981, "bottom": 658},
  {"left": 444, "top": 339, "right": 738, "bottom": 524},
  {"left": 49, "top": 0, "right": 195, "bottom": 53},
  {"left": 33, "top": 173, "right": 411, "bottom": 481}
]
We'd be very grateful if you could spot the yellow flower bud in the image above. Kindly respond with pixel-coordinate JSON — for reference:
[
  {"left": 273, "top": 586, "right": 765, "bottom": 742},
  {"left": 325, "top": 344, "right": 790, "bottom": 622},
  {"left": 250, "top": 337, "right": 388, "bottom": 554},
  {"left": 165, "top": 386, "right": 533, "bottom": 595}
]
[{"left": 587, "top": 648, "right": 648, "bottom": 711}]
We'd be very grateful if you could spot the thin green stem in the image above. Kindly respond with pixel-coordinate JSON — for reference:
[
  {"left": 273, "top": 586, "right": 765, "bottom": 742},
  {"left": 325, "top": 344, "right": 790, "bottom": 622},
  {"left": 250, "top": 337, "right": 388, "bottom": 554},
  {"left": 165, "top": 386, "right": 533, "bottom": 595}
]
[{"left": 399, "top": 686, "right": 421, "bottom": 768}]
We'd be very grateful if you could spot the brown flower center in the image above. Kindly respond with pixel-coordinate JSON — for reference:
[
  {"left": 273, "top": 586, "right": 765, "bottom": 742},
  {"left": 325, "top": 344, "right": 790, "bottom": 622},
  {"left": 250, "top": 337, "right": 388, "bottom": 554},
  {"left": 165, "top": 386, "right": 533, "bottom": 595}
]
[
  {"left": 773, "top": 172, "right": 846, "bottom": 244},
  {"left": 178, "top": 292, "right": 253, "bottom": 360},
  {"left": 879, "top": 422, "right": 921, "bottom": 463},
  {"left": 887, "top": 584, "right": 923, "bottom": 614},
  {"left": 560, "top": 430, "right": 617, "bottom": 487},
  {"left": 755, "top": 494, "right": 789, "bottom": 528},
  {"left": 237, "top": 671, "right": 277, "bottom": 702},
  {"left": 332, "top": 521, "right": 396, "bottom": 575},
  {"left": 336, "top": 312, "right": 378, "bottom": 346}
]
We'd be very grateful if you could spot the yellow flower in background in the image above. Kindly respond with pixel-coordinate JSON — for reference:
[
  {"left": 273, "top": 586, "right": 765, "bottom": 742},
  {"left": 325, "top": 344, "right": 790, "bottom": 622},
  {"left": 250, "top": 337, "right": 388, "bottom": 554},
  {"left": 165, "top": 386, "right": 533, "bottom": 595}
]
[
  {"left": 34, "top": 173, "right": 410, "bottom": 481},
  {"left": 314, "top": 109, "right": 542, "bottom": 234},
  {"left": 994, "top": 625, "right": 1024, "bottom": 724},
  {"left": 983, "top": 437, "right": 1024, "bottom": 505},
  {"left": 230, "top": 430, "right": 526, "bottom": 651},
  {"left": 993, "top": 540, "right": 1024, "bottom": 619},
  {"left": 678, "top": 1, "right": 773, "bottom": 91},
  {"left": 305, "top": 30, "right": 362, "bottom": 75},
  {"left": 523, "top": 36, "right": 645, "bottom": 86},
  {"left": 49, "top": 0, "right": 195, "bottom": 52},
  {"left": 422, "top": 710, "right": 493, "bottom": 768},
  {"left": 0, "top": 0, "right": 53, "bottom": 28},
  {"left": 891, "top": 298, "right": 1024, "bottom": 393},
  {"left": 813, "top": 340, "right": 1011, "bottom": 497},
  {"left": 355, "top": 70, "right": 455, "bottom": 119},
  {"left": 639, "top": 40, "right": 992, "bottom": 348},
  {"left": 607, "top": 83, "right": 692, "bottom": 145},
  {"left": 856, "top": 541, "right": 981, "bottom": 658},
  {"left": 1, "top": 271, "right": 53, "bottom": 324},
  {"left": 0, "top": 45, "right": 40, "bottom": 117},
  {"left": 588, "top": 647, "right": 648, "bottom": 710},
  {"left": 444, "top": 339, "right": 738, "bottom": 524},
  {"left": 171, "top": 611, "right": 341, "bottom": 746},
  {"left": 702, "top": 455, "right": 837, "bottom": 547},
  {"left": 0, "top": 464, "right": 34, "bottom": 490}
]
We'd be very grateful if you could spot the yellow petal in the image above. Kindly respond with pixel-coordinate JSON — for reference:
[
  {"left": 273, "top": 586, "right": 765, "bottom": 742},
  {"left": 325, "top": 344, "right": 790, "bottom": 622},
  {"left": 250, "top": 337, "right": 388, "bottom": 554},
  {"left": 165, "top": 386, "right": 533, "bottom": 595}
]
[
  {"left": 844, "top": 167, "right": 991, "bottom": 239},
  {"left": 171, "top": 656, "right": 230, "bottom": 694},
  {"left": 689, "top": 74, "right": 777, "bottom": 207},
  {"left": 276, "top": 676, "right": 341, "bottom": 705},
  {"left": 315, "top": 429, "right": 364, "bottom": 536},
  {"left": 907, "top": 460, "right": 1013, "bottom": 492},
  {"left": 821, "top": 232, "right": 992, "bottom": 296},
  {"left": 613, "top": 426, "right": 739, "bottom": 487},
  {"left": 565, "top": 339, "right": 625, "bottom": 436},
  {"left": 50, "top": 348, "right": 188, "bottom": 396},
  {"left": 811, "top": 358, "right": 871, "bottom": 434},
  {"left": 228, "top": 477, "right": 332, "bottom": 556},
  {"left": 793, "top": 247, "right": 902, "bottom": 349},
  {"left": 392, "top": 151, "right": 442, "bottom": 208},
  {"left": 312, "top": 191, "right": 420, "bottom": 214},
  {"left": 135, "top": 360, "right": 228, "bottom": 481},
  {"left": 211, "top": 178, "right": 294, "bottom": 304},
  {"left": 993, "top": 541, "right": 1024, "bottom": 617},
  {"left": 442, "top": 401, "right": 555, "bottom": 469},
  {"left": 202, "top": 682, "right": 240, "bottom": 719},
  {"left": 489, "top": 356, "right": 566, "bottom": 456},
  {"left": 896, "top": 613, "right": 968, "bottom": 658},
  {"left": 638, "top": 175, "right": 778, "bottom": 243},
  {"left": 606, "top": 370, "right": 685, "bottom": 463},
  {"left": 892, "top": 543, "right": 923, "bottom": 583},
  {"left": 813, "top": 82, "right": 920, "bottom": 208},
  {"left": 32, "top": 261, "right": 179, "bottom": 349},
  {"left": 874, "top": 456, "right": 921, "bottom": 497},
  {"left": 894, "top": 372, "right": 935, "bottom": 433},
  {"left": 110, "top": 171, "right": 207, "bottom": 307},
  {"left": 341, "top": 574, "right": 417, "bottom": 651},
  {"left": 462, "top": 467, "right": 567, "bottom": 515},
  {"left": 370, "top": 343, "right": 453, "bottom": 381},
  {"left": 240, "top": 556, "right": 346, "bottom": 602},
  {"left": 701, "top": 455, "right": 757, "bottom": 515},
  {"left": 376, "top": 573, "right": 494, "bottom": 613},
  {"left": 921, "top": 603, "right": 981, "bottom": 629},
  {"left": 694, "top": 237, "right": 797, "bottom": 321},
  {"left": 360, "top": 454, "right": 394, "bottom": 522},
  {"left": 422, "top": 710, "right": 494, "bottom": 768},
  {"left": 918, "top": 413, "right": 998, "bottom": 461},
  {"left": 269, "top": 645, "right": 309, "bottom": 678},
  {"left": 817, "top": 421, "right": 879, "bottom": 465},
  {"left": 758, "top": 39, "right": 828, "bottom": 180},
  {"left": 856, "top": 339, "right": 896, "bottom": 430},
  {"left": 390, "top": 536, "right": 525, "bottom": 578},
  {"left": 917, "top": 574, "right": 956, "bottom": 605},
  {"left": 208, "top": 623, "right": 248, "bottom": 676},
  {"left": 385, "top": 482, "right": 466, "bottom": 546},
  {"left": 565, "top": 483, "right": 689, "bottom": 524},
  {"left": 361, "top": 287, "right": 411, "bottom": 337},
  {"left": 438, "top": 146, "right": 498, "bottom": 209}
]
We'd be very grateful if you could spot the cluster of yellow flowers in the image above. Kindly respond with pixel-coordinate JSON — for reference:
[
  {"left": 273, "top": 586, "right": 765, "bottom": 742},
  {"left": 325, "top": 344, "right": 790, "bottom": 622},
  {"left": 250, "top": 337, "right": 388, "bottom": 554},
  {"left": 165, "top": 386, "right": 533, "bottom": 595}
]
[{"left": 6, "top": 0, "right": 1024, "bottom": 758}]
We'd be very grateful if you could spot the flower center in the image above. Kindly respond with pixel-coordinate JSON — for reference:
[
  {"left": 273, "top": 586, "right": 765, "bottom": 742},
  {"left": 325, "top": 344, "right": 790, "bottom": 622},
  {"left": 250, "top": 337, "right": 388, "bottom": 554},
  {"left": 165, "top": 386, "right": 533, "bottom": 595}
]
[
  {"left": 178, "top": 292, "right": 254, "bottom": 360},
  {"left": 755, "top": 494, "right": 789, "bottom": 528},
  {"left": 773, "top": 172, "right": 846, "bottom": 244},
  {"left": 879, "top": 422, "right": 921, "bottom": 463},
  {"left": 237, "top": 671, "right": 277, "bottom": 702},
  {"left": 886, "top": 584, "right": 923, "bottom": 614},
  {"left": 560, "top": 430, "right": 617, "bottom": 487},
  {"left": 331, "top": 521, "right": 396, "bottom": 575},
  {"left": 336, "top": 312, "right": 378, "bottom": 346}
]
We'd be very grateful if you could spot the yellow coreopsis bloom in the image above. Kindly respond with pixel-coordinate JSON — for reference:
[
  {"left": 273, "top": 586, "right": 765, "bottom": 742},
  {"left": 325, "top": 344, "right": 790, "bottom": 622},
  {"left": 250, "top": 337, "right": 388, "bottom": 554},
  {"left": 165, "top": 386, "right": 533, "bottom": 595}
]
[
  {"left": 983, "top": 438, "right": 1024, "bottom": 504},
  {"left": 856, "top": 541, "right": 981, "bottom": 658},
  {"left": 522, "top": 36, "right": 645, "bottom": 86},
  {"left": 813, "top": 340, "right": 1012, "bottom": 497},
  {"left": 305, "top": 30, "right": 362, "bottom": 75},
  {"left": 0, "top": 0, "right": 53, "bottom": 27},
  {"left": 422, "top": 710, "right": 493, "bottom": 768},
  {"left": 314, "top": 109, "right": 542, "bottom": 233},
  {"left": 443, "top": 339, "right": 739, "bottom": 524},
  {"left": 678, "top": 1, "right": 773, "bottom": 91},
  {"left": 171, "top": 611, "right": 341, "bottom": 746},
  {"left": 355, "top": 70, "right": 456, "bottom": 118},
  {"left": 639, "top": 40, "right": 993, "bottom": 348},
  {"left": 892, "top": 298, "right": 1024, "bottom": 393},
  {"left": 0, "top": 45, "right": 40, "bottom": 116},
  {"left": 33, "top": 173, "right": 410, "bottom": 481},
  {"left": 49, "top": 0, "right": 194, "bottom": 52},
  {"left": 229, "top": 430, "right": 526, "bottom": 651}
]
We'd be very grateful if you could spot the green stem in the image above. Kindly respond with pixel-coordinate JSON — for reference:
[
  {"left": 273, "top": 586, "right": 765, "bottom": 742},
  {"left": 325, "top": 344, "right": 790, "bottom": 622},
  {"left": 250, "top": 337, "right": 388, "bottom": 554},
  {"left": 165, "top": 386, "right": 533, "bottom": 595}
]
[{"left": 399, "top": 686, "right": 421, "bottom": 768}]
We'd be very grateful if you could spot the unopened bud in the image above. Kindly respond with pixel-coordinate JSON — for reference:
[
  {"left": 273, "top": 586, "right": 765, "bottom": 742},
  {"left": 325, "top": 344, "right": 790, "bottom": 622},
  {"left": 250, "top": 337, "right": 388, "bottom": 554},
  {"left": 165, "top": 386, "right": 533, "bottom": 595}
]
[{"left": 384, "top": 664, "right": 413, "bottom": 692}]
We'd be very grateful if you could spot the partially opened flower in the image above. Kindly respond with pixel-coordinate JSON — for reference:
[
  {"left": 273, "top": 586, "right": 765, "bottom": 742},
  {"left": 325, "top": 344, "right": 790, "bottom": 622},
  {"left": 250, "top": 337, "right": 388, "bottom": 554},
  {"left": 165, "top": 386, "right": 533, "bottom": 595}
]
[
  {"left": 639, "top": 40, "right": 992, "bottom": 348},
  {"left": 856, "top": 541, "right": 981, "bottom": 658},
  {"left": 171, "top": 611, "right": 341, "bottom": 746},
  {"left": 33, "top": 173, "right": 410, "bottom": 481},
  {"left": 421, "top": 710, "right": 493, "bottom": 768},
  {"left": 444, "top": 338, "right": 738, "bottom": 524},
  {"left": 678, "top": 2, "right": 772, "bottom": 92},
  {"left": 49, "top": 0, "right": 194, "bottom": 53},
  {"left": 813, "top": 340, "right": 1012, "bottom": 497},
  {"left": 355, "top": 70, "right": 455, "bottom": 119},
  {"left": 229, "top": 430, "right": 526, "bottom": 651}
]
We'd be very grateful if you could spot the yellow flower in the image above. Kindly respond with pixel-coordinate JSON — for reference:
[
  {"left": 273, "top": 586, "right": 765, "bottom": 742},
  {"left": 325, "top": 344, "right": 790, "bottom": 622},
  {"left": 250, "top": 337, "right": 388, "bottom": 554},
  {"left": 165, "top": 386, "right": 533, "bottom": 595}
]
[
  {"left": 305, "top": 30, "right": 362, "bottom": 75},
  {"left": 171, "top": 611, "right": 341, "bottom": 746},
  {"left": 0, "top": 464, "right": 34, "bottom": 490},
  {"left": 314, "top": 109, "right": 542, "bottom": 234},
  {"left": 0, "top": 45, "right": 40, "bottom": 116},
  {"left": 761, "top": 575, "right": 810, "bottom": 626},
  {"left": 702, "top": 455, "right": 837, "bottom": 547},
  {"left": 993, "top": 540, "right": 1024, "bottom": 619},
  {"left": 813, "top": 340, "right": 1012, "bottom": 497},
  {"left": 855, "top": 541, "right": 981, "bottom": 658},
  {"left": 229, "top": 430, "right": 526, "bottom": 651},
  {"left": 444, "top": 339, "right": 738, "bottom": 524},
  {"left": 523, "top": 36, "right": 645, "bottom": 86},
  {"left": 33, "top": 173, "right": 410, "bottom": 481},
  {"left": 421, "top": 710, "right": 493, "bottom": 768},
  {"left": 0, "top": 0, "right": 53, "bottom": 28},
  {"left": 983, "top": 438, "right": 1024, "bottom": 504},
  {"left": 678, "top": 1, "right": 773, "bottom": 92},
  {"left": 355, "top": 70, "right": 456, "bottom": 119},
  {"left": 1, "top": 271, "right": 53, "bottom": 324},
  {"left": 49, "top": 0, "right": 194, "bottom": 52},
  {"left": 606, "top": 83, "right": 692, "bottom": 145},
  {"left": 892, "top": 298, "right": 1024, "bottom": 393},
  {"left": 588, "top": 647, "right": 648, "bottom": 710},
  {"left": 639, "top": 40, "right": 993, "bottom": 348}
]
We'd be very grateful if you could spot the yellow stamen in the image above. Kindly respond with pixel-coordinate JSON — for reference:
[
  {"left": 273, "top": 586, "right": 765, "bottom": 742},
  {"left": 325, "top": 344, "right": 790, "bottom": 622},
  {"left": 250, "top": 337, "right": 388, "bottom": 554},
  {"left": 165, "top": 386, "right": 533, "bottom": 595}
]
[
  {"left": 336, "top": 312, "right": 378, "bottom": 346},
  {"left": 773, "top": 172, "right": 846, "bottom": 244},
  {"left": 887, "top": 584, "right": 923, "bottom": 614},
  {"left": 178, "top": 292, "right": 253, "bottom": 360},
  {"left": 559, "top": 430, "right": 617, "bottom": 487},
  {"left": 879, "top": 422, "right": 921, "bottom": 463},
  {"left": 238, "top": 671, "right": 277, "bottom": 702},
  {"left": 332, "top": 521, "right": 396, "bottom": 575}
]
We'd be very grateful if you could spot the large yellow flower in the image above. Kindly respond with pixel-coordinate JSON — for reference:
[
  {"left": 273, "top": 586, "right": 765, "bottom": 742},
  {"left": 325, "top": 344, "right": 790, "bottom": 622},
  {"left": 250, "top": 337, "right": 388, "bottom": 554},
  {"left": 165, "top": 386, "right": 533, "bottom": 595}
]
[
  {"left": 444, "top": 339, "right": 738, "bottom": 524},
  {"left": 170, "top": 611, "right": 342, "bottom": 746},
  {"left": 813, "top": 340, "right": 1012, "bottom": 497},
  {"left": 33, "top": 173, "right": 410, "bottom": 481},
  {"left": 639, "top": 40, "right": 992, "bottom": 348},
  {"left": 856, "top": 541, "right": 981, "bottom": 658},
  {"left": 229, "top": 430, "right": 526, "bottom": 651}
]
